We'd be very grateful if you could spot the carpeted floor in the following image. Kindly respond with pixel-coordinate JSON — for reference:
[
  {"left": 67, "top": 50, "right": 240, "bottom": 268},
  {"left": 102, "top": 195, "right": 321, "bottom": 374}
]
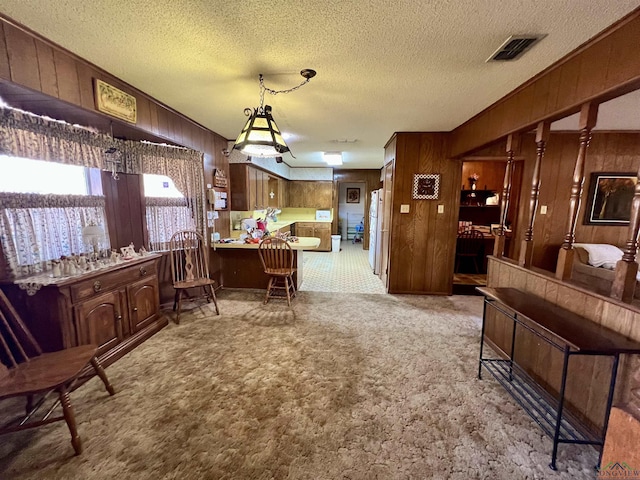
[{"left": 0, "top": 290, "right": 598, "bottom": 479}]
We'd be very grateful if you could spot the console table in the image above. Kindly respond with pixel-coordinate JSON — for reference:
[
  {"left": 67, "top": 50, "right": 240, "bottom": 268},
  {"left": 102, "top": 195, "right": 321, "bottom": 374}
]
[
  {"left": 1, "top": 254, "right": 167, "bottom": 369},
  {"left": 476, "top": 287, "right": 640, "bottom": 470}
]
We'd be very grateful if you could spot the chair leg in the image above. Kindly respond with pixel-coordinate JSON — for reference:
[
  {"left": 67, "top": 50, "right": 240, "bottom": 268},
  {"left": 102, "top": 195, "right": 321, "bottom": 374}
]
[
  {"left": 172, "top": 290, "right": 179, "bottom": 311},
  {"left": 91, "top": 357, "right": 115, "bottom": 396},
  {"left": 284, "top": 276, "right": 292, "bottom": 307},
  {"left": 176, "top": 290, "right": 183, "bottom": 324},
  {"left": 472, "top": 257, "right": 480, "bottom": 274},
  {"left": 209, "top": 285, "right": 220, "bottom": 315},
  {"left": 290, "top": 274, "right": 297, "bottom": 298},
  {"left": 59, "top": 387, "right": 82, "bottom": 455},
  {"left": 264, "top": 277, "right": 273, "bottom": 304}
]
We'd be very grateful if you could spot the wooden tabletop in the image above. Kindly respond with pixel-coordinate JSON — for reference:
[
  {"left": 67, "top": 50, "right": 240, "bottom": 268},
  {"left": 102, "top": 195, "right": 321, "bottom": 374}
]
[{"left": 477, "top": 287, "right": 640, "bottom": 354}]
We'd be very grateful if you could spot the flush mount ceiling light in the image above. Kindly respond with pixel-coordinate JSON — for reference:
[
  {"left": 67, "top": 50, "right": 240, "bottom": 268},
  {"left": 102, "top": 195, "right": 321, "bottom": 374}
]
[
  {"left": 324, "top": 152, "right": 343, "bottom": 166},
  {"left": 233, "top": 69, "right": 316, "bottom": 158}
]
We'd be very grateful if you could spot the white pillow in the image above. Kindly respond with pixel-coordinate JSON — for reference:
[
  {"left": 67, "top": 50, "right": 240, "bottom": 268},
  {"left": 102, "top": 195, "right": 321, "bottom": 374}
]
[{"left": 573, "top": 243, "right": 623, "bottom": 268}]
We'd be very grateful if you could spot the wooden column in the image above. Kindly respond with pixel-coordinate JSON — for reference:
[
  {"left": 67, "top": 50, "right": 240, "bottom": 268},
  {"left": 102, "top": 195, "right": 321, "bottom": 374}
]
[
  {"left": 611, "top": 167, "right": 640, "bottom": 302},
  {"left": 555, "top": 102, "right": 598, "bottom": 280},
  {"left": 519, "top": 122, "right": 550, "bottom": 267},
  {"left": 493, "top": 134, "right": 520, "bottom": 258}
]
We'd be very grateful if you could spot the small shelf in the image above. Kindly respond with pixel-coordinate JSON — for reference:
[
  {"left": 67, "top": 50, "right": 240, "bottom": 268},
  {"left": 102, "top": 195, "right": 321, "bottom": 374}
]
[{"left": 460, "top": 189, "right": 496, "bottom": 206}]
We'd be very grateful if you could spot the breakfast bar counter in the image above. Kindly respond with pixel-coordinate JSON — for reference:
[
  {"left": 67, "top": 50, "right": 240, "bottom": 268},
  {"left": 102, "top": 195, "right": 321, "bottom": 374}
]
[{"left": 212, "top": 237, "right": 320, "bottom": 289}]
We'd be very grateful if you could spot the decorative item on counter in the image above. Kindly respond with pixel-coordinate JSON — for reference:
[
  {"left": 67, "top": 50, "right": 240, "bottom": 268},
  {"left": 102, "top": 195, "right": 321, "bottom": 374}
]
[
  {"left": 139, "top": 246, "right": 147, "bottom": 256},
  {"left": 120, "top": 244, "right": 136, "bottom": 260},
  {"left": 468, "top": 173, "right": 479, "bottom": 190},
  {"left": 51, "top": 260, "right": 61, "bottom": 278},
  {"left": 110, "top": 250, "right": 121, "bottom": 264}
]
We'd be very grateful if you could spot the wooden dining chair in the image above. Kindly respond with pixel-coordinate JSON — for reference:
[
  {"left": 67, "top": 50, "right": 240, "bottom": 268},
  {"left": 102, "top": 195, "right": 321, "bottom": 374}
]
[
  {"left": 169, "top": 230, "right": 220, "bottom": 323},
  {"left": 258, "top": 237, "right": 296, "bottom": 306},
  {"left": 455, "top": 229, "right": 485, "bottom": 273},
  {"left": 0, "top": 288, "right": 115, "bottom": 455}
]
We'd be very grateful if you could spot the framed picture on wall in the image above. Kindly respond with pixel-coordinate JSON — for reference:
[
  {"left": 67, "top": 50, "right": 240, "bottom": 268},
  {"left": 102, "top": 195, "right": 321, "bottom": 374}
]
[
  {"left": 412, "top": 173, "right": 440, "bottom": 200},
  {"left": 347, "top": 188, "right": 360, "bottom": 203},
  {"left": 583, "top": 172, "right": 636, "bottom": 225}
]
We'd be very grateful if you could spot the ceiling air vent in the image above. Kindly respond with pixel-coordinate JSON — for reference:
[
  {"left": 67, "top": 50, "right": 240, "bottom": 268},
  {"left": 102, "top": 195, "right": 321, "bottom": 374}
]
[{"left": 487, "top": 35, "right": 545, "bottom": 62}]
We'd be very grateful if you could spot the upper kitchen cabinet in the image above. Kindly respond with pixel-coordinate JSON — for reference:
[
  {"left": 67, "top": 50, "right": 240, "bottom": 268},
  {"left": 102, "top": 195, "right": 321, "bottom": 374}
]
[
  {"left": 230, "top": 164, "right": 282, "bottom": 210},
  {"left": 287, "top": 181, "right": 333, "bottom": 209}
]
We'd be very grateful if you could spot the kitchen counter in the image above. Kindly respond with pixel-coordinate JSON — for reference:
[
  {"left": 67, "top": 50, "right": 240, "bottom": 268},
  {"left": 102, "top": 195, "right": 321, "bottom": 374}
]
[
  {"left": 211, "top": 237, "right": 320, "bottom": 289},
  {"left": 214, "top": 236, "right": 320, "bottom": 250}
]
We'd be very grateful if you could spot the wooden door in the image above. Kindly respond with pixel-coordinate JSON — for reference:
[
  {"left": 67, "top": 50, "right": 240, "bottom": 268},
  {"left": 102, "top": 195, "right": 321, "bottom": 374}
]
[
  {"left": 127, "top": 276, "right": 160, "bottom": 333},
  {"left": 296, "top": 222, "right": 314, "bottom": 237},
  {"left": 268, "top": 176, "right": 279, "bottom": 207},
  {"left": 248, "top": 166, "right": 258, "bottom": 210},
  {"left": 315, "top": 223, "right": 332, "bottom": 251},
  {"left": 380, "top": 162, "right": 393, "bottom": 289},
  {"left": 74, "top": 290, "right": 125, "bottom": 356},
  {"left": 229, "top": 164, "right": 250, "bottom": 211},
  {"left": 261, "top": 171, "right": 270, "bottom": 208}
]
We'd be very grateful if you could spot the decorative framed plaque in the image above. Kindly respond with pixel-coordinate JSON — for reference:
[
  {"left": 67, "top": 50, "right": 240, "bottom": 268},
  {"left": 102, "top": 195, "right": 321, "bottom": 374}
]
[
  {"left": 94, "top": 78, "right": 137, "bottom": 124},
  {"left": 412, "top": 173, "right": 440, "bottom": 200}
]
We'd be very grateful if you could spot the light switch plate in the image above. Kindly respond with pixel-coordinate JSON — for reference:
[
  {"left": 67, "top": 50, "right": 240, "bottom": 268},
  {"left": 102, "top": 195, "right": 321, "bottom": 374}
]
[
  {"left": 540, "top": 205, "right": 548, "bottom": 214},
  {"left": 437, "top": 204, "right": 444, "bottom": 213},
  {"left": 400, "top": 204, "right": 410, "bottom": 213}
]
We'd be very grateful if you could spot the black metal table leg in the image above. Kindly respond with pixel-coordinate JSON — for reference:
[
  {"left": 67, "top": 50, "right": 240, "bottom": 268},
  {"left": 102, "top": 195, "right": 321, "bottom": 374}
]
[
  {"left": 550, "top": 345, "right": 571, "bottom": 471},
  {"left": 597, "top": 354, "right": 620, "bottom": 468},
  {"left": 478, "top": 298, "right": 489, "bottom": 380}
]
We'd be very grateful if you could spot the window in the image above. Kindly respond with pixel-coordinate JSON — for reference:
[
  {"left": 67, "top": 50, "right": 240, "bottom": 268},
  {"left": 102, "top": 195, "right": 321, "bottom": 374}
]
[
  {"left": 143, "top": 174, "right": 195, "bottom": 251},
  {"left": 0, "top": 155, "right": 101, "bottom": 195},
  {"left": 0, "top": 155, "right": 108, "bottom": 278}
]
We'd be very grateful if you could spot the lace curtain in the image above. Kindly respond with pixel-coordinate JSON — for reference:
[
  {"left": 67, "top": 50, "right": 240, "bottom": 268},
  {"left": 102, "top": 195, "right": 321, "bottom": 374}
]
[
  {"left": 0, "top": 193, "right": 108, "bottom": 278},
  {"left": 123, "top": 141, "right": 206, "bottom": 248},
  {"left": 145, "top": 197, "right": 196, "bottom": 251}
]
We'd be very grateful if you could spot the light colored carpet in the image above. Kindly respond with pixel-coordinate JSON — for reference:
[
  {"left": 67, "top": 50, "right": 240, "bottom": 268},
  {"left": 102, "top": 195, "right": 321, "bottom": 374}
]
[{"left": 0, "top": 290, "right": 598, "bottom": 479}]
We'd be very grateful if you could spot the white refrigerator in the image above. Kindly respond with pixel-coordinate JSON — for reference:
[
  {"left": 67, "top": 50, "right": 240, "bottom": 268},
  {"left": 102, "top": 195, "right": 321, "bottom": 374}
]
[{"left": 369, "top": 190, "right": 379, "bottom": 271}]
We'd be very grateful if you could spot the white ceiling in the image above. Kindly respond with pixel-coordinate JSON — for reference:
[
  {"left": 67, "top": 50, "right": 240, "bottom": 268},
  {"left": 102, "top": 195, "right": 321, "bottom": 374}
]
[{"left": 0, "top": 1, "right": 638, "bottom": 168}]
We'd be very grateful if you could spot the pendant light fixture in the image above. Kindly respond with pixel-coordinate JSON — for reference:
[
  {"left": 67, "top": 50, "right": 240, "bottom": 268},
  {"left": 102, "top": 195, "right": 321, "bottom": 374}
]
[{"left": 233, "top": 69, "right": 316, "bottom": 158}]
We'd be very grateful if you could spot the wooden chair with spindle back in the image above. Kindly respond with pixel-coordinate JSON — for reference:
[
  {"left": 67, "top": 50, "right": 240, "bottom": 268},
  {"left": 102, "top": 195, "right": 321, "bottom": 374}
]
[
  {"left": 0, "top": 287, "right": 115, "bottom": 455},
  {"left": 258, "top": 237, "right": 297, "bottom": 306},
  {"left": 169, "top": 230, "right": 220, "bottom": 323}
]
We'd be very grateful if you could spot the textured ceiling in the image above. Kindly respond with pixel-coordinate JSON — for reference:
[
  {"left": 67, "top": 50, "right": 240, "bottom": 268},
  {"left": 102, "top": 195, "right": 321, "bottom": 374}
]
[{"left": 0, "top": 1, "right": 638, "bottom": 168}]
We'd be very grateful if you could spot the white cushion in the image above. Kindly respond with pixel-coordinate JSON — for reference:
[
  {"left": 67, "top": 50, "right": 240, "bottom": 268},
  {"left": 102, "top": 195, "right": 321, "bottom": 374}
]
[{"left": 573, "top": 243, "right": 623, "bottom": 268}]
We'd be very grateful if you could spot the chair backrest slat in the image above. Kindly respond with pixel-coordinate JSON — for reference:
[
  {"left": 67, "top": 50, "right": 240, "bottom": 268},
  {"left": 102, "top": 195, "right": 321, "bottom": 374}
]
[
  {"left": 258, "top": 237, "right": 293, "bottom": 273},
  {"left": 0, "top": 288, "right": 42, "bottom": 367},
  {"left": 169, "top": 230, "right": 211, "bottom": 285}
]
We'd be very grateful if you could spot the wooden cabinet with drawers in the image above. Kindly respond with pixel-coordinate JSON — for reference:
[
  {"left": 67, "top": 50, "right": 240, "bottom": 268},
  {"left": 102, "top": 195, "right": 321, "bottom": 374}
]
[
  {"left": 230, "top": 164, "right": 283, "bottom": 210},
  {"left": 296, "top": 222, "right": 332, "bottom": 251},
  {"left": 3, "top": 254, "right": 166, "bottom": 368}
]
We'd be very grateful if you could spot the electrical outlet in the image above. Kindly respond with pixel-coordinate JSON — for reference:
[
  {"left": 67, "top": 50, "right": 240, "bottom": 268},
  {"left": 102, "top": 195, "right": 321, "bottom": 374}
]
[
  {"left": 437, "top": 204, "right": 444, "bottom": 214},
  {"left": 540, "top": 205, "right": 548, "bottom": 215},
  {"left": 400, "top": 204, "right": 410, "bottom": 213}
]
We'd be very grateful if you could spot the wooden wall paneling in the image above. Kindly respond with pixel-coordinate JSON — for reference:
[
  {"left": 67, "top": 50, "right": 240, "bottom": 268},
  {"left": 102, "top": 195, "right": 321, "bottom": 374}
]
[
  {"left": 34, "top": 42, "right": 58, "bottom": 98},
  {"left": 75, "top": 62, "right": 96, "bottom": 110},
  {"left": 450, "top": 10, "right": 640, "bottom": 157},
  {"left": 461, "top": 161, "right": 505, "bottom": 191},
  {"left": 0, "top": 23, "right": 10, "bottom": 81},
  {"left": 156, "top": 107, "right": 169, "bottom": 139},
  {"left": 52, "top": 49, "right": 81, "bottom": 105},
  {"left": 148, "top": 102, "right": 159, "bottom": 135},
  {"left": 387, "top": 133, "right": 456, "bottom": 294},
  {"left": 4, "top": 23, "right": 40, "bottom": 91},
  {"left": 135, "top": 95, "right": 152, "bottom": 133}
]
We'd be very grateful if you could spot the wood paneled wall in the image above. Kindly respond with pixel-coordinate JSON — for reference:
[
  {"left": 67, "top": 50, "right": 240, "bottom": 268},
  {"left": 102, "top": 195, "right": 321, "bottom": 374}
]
[
  {"left": 511, "top": 132, "right": 640, "bottom": 271},
  {"left": 332, "top": 170, "right": 383, "bottom": 249},
  {"left": 450, "top": 8, "right": 640, "bottom": 157},
  {"left": 386, "top": 133, "right": 460, "bottom": 294},
  {"left": 461, "top": 161, "right": 505, "bottom": 191}
]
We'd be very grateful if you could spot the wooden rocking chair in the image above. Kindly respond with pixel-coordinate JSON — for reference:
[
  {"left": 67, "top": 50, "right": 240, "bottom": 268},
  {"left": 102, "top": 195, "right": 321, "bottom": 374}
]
[
  {"left": 0, "top": 288, "right": 115, "bottom": 455},
  {"left": 169, "top": 230, "right": 220, "bottom": 323}
]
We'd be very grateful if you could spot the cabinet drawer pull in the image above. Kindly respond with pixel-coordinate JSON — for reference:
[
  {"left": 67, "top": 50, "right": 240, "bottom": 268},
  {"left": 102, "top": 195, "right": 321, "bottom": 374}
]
[
  {"left": 133, "top": 307, "right": 138, "bottom": 312},
  {"left": 93, "top": 281, "right": 102, "bottom": 293},
  {"left": 116, "top": 314, "right": 122, "bottom": 321},
  {"left": 139, "top": 266, "right": 147, "bottom": 276}
]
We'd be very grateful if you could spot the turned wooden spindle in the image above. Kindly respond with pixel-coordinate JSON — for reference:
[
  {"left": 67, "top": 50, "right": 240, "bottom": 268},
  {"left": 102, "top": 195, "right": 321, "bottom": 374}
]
[
  {"left": 519, "top": 122, "right": 549, "bottom": 267},
  {"left": 493, "top": 134, "right": 520, "bottom": 258},
  {"left": 555, "top": 102, "right": 598, "bottom": 280},
  {"left": 611, "top": 169, "right": 640, "bottom": 302}
]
